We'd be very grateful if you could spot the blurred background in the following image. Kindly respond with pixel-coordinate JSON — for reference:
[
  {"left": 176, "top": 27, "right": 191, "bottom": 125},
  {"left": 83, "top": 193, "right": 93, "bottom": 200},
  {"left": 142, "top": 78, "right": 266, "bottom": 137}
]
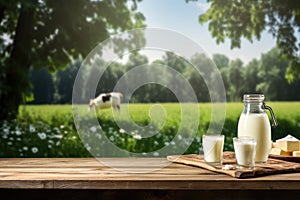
[{"left": 0, "top": 0, "right": 299, "bottom": 158}]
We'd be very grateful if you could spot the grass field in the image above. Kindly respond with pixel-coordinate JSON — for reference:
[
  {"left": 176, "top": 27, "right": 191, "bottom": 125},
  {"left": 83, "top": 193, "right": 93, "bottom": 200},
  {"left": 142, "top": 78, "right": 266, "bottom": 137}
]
[
  {"left": 19, "top": 102, "right": 300, "bottom": 123},
  {"left": 1, "top": 102, "right": 299, "bottom": 158}
]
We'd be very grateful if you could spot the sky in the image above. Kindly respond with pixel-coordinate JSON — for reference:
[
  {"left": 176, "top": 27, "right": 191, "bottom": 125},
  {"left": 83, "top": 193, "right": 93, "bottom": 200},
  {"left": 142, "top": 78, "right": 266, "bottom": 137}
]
[{"left": 137, "top": 0, "right": 277, "bottom": 65}]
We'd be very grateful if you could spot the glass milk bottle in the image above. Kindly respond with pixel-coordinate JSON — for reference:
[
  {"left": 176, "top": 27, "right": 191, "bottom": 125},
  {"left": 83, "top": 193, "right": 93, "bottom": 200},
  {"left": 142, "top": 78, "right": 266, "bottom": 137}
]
[{"left": 237, "top": 94, "right": 277, "bottom": 163}]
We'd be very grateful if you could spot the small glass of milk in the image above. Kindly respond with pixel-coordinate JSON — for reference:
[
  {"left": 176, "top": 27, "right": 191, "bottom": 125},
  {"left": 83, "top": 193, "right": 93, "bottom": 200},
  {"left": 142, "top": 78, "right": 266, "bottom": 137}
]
[
  {"left": 202, "top": 134, "right": 225, "bottom": 166},
  {"left": 233, "top": 136, "right": 256, "bottom": 169}
]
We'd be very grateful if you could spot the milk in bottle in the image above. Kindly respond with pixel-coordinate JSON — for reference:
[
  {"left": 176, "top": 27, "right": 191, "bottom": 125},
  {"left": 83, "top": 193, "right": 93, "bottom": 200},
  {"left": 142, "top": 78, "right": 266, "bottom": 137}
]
[{"left": 237, "top": 94, "right": 277, "bottom": 163}]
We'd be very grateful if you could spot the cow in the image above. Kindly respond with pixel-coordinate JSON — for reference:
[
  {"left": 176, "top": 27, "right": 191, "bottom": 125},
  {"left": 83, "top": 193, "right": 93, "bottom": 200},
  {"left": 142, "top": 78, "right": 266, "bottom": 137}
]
[{"left": 89, "top": 92, "right": 123, "bottom": 112}]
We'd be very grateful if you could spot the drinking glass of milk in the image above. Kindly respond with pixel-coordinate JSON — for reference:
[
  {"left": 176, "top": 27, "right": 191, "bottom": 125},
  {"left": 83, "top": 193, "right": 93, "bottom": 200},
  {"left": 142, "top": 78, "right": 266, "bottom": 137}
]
[
  {"left": 202, "top": 134, "right": 224, "bottom": 166},
  {"left": 233, "top": 136, "right": 256, "bottom": 169},
  {"left": 237, "top": 94, "right": 277, "bottom": 163}
]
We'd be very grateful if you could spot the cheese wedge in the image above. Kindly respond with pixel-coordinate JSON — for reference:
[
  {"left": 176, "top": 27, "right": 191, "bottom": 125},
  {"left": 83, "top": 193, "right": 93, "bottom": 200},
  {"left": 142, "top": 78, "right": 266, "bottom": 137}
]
[
  {"left": 293, "top": 151, "right": 300, "bottom": 157},
  {"left": 274, "top": 141, "right": 300, "bottom": 152},
  {"left": 270, "top": 148, "right": 292, "bottom": 156}
]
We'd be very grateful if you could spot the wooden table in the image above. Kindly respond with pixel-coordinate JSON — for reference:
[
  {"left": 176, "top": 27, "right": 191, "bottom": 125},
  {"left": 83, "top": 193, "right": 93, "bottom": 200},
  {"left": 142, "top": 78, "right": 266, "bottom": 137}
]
[{"left": 0, "top": 158, "right": 300, "bottom": 199}]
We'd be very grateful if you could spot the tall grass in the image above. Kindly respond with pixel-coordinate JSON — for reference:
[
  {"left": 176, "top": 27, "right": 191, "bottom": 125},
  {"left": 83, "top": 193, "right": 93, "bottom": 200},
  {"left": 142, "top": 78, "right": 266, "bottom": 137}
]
[{"left": 0, "top": 102, "right": 299, "bottom": 158}]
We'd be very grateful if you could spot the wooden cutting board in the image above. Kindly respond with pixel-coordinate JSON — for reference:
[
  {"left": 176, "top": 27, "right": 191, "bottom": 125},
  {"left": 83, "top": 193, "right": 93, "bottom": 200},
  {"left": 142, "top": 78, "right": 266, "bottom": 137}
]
[{"left": 167, "top": 152, "right": 300, "bottom": 178}]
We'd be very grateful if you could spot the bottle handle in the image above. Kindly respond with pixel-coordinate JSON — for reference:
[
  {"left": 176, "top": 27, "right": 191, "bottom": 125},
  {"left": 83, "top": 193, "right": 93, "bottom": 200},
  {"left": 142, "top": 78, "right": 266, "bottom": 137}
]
[{"left": 262, "top": 103, "right": 278, "bottom": 127}]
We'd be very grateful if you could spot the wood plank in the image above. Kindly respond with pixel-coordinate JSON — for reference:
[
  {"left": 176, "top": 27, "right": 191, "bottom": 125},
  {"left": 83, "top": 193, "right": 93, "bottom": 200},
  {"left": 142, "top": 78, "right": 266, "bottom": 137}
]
[{"left": 0, "top": 158, "right": 300, "bottom": 190}]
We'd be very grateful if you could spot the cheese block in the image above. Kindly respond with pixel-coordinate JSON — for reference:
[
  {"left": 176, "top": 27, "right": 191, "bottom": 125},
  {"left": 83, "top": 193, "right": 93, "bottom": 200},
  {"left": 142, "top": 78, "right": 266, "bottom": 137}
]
[
  {"left": 275, "top": 141, "right": 300, "bottom": 152},
  {"left": 270, "top": 148, "right": 292, "bottom": 156},
  {"left": 293, "top": 151, "right": 300, "bottom": 157}
]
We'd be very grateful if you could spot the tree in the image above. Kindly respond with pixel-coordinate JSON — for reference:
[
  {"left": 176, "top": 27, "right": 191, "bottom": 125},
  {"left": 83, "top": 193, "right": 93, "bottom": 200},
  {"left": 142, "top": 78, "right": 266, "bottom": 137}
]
[
  {"left": 219, "top": 67, "right": 230, "bottom": 100},
  {"left": 256, "top": 48, "right": 292, "bottom": 100},
  {"left": 213, "top": 53, "right": 229, "bottom": 69},
  {"left": 55, "top": 59, "right": 83, "bottom": 104},
  {"left": 192, "top": 53, "right": 229, "bottom": 102},
  {"left": 123, "top": 53, "right": 149, "bottom": 102},
  {"left": 227, "top": 59, "right": 245, "bottom": 101},
  {"left": 125, "top": 53, "right": 149, "bottom": 70},
  {"left": 186, "top": 68, "right": 210, "bottom": 102},
  {"left": 97, "top": 62, "right": 124, "bottom": 96},
  {"left": 162, "top": 52, "right": 189, "bottom": 73},
  {"left": 0, "top": 0, "right": 145, "bottom": 120},
  {"left": 244, "top": 59, "right": 261, "bottom": 93},
  {"left": 198, "top": 0, "right": 300, "bottom": 82},
  {"left": 29, "top": 68, "right": 54, "bottom": 104},
  {"left": 188, "top": 53, "right": 215, "bottom": 102}
]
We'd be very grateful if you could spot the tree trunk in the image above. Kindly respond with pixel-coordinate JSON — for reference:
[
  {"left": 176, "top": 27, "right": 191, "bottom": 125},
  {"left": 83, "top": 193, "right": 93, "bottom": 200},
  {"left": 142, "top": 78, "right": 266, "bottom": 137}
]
[{"left": 0, "top": 2, "right": 36, "bottom": 120}]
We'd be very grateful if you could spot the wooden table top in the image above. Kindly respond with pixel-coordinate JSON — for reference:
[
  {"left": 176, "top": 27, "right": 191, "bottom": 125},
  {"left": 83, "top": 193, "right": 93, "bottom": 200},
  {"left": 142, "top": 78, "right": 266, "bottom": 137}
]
[{"left": 0, "top": 158, "right": 299, "bottom": 190}]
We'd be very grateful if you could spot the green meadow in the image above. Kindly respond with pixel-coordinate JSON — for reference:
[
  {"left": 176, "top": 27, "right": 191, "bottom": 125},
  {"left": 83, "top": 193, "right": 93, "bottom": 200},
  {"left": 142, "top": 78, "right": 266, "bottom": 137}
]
[{"left": 1, "top": 102, "right": 299, "bottom": 158}]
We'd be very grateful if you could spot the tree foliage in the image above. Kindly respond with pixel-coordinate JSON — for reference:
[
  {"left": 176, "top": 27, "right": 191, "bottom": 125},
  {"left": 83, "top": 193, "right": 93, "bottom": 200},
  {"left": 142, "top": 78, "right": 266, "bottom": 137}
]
[
  {"left": 198, "top": 0, "right": 300, "bottom": 82},
  {"left": 29, "top": 68, "right": 54, "bottom": 104},
  {"left": 0, "top": 0, "right": 145, "bottom": 119},
  {"left": 28, "top": 48, "right": 300, "bottom": 104},
  {"left": 213, "top": 54, "right": 229, "bottom": 69}
]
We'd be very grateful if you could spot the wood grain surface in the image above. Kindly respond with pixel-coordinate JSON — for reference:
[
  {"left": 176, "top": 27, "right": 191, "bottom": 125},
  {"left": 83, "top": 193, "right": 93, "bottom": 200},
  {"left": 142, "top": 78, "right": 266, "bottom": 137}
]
[{"left": 0, "top": 156, "right": 300, "bottom": 190}]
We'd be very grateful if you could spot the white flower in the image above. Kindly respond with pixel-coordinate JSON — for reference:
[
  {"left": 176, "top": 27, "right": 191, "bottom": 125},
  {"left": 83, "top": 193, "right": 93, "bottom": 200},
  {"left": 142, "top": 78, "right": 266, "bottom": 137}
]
[
  {"left": 31, "top": 147, "right": 38, "bottom": 153},
  {"left": 119, "top": 128, "right": 126, "bottom": 133},
  {"left": 133, "top": 134, "right": 142, "bottom": 140},
  {"left": 29, "top": 124, "right": 36, "bottom": 132},
  {"left": 53, "top": 127, "right": 60, "bottom": 133},
  {"left": 153, "top": 152, "right": 159, "bottom": 156},
  {"left": 95, "top": 134, "right": 102, "bottom": 139},
  {"left": 84, "top": 144, "right": 91, "bottom": 151},
  {"left": 3, "top": 128, "right": 9, "bottom": 134},
  {"left": 48, "top": 140, "right": 54, "bottom": 144},
  {"left": 54, "top": 134, "right": 62, "bottom": 139},
  {"left": 38, "top": 132, "right": 46, "bottom": 140},
  {"left": 15, "top": 129, "right": 22, "bottom": 136},
  {"left": 177, "top": 134, "right": 182, "bottom": 140},
  {"left": 90, "top": 126, "right": 97, "bottom": 133}
]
